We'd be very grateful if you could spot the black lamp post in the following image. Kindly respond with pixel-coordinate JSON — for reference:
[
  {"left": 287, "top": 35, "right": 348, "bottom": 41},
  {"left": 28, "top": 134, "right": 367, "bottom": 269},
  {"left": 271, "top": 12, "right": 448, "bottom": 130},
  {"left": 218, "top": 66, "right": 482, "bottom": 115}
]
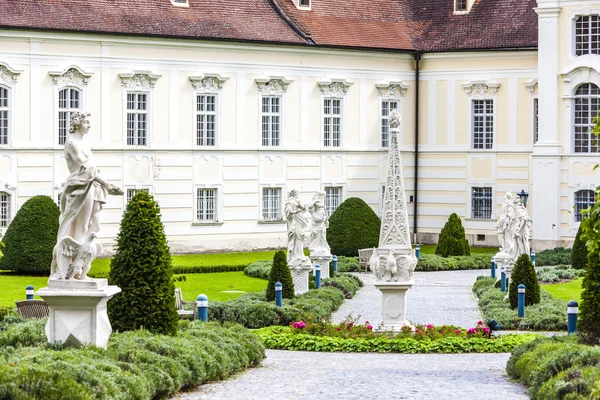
[{"left": 518, "top": 189, "right": 529, "bottom": 207}]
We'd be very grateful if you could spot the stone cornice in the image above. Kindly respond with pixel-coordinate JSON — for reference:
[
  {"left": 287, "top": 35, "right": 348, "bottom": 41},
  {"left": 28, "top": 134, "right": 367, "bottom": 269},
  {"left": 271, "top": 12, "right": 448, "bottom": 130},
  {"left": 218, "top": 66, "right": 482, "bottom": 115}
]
[
  {"left": 460, "top": 79, "right": 501, "bottom": 96},
  {"left": 255, "top": 75, "right": 294, "bottom": 93},
  {"left": 317, "top": 78, "right": 353, "bottom": 96},
  {"left": 523, "top": 78, "right": 538, "bottom": 95},
  {"left": 48, "top": 65, "right": 94, "bottom": 86},
  {"left": 119, "top": 71, "right": 162, "bottom": 89},
  {"left": 376, "top": 80, "right": 409, "bottom": 98},
  {"left": 189, "top": 73, "right": 229, "bottom": 91},
  {"left": 0, "top": 62, "right": 23, "bottom": 84}
]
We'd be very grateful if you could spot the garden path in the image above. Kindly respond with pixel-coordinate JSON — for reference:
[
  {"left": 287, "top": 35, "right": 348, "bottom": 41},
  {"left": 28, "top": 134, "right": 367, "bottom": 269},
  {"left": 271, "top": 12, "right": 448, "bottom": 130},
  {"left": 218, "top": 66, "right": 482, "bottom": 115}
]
[{"left": 174, "top": 270, "right": 530, "bottom": 400}]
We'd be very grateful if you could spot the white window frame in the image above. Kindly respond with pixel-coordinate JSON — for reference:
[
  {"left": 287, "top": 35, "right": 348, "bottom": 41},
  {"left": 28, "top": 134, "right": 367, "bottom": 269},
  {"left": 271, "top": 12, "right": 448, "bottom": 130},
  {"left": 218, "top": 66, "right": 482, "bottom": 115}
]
[
  {"left": 193, "top": 186, "right": 222, "bottom": 224},
  {"left": 55, "top": 86, "right": 84, "bottom": 146},
  {"left": 259, "top": 185, "right": 285, "bottom": 222},
  {"left": 469, "top": 185, "right": 494, "bottom": 220},
  {"left": 471, "top": 98, "right": 496, "bottom": 150},
  {"left": 124, "top": 91, "right": 150, "bottom": 147},
  {"left": 0, "top": 184, "right": 16, "bottom": 233},
  {"left": 574, "top": 189, "right": 596, "bottom": 222},
  {"left": 190, "top": 74, "right": 228, "bottom": 148},
  {"left": 380, "top": 98, "right": 400, "bottom": 149},
  {"left": 322, "top": 97, "right": 343, "bottom": 148},
  {"left": 123, "top": 185, "right": 153, "bottom": 209},
  {"left": 0, "top": 191, "right": 12, "bottom": 228},
  {"left": 533, "top": 96, "right": 539, "bottom": 144},
  {"left": 573, "top": 14, "right": 600, "bottom": 57},
  {"left": 195, "top": 93, "right": 219, "bottom": 147},
  {"left": 323, "top": 186, "right": 344, "bottom": 217},
  {"left": 255, "top": 76, "right": 291, "bottom": 149},
  {"left": 260, "top": 95, "right": 282, "bottom": 147},
  {"left": 567, "top": 9, "right": 600, "bottom": 64},
  {"left": 0, "top": 63, "right": 20, "bottom": 147},
  {"left": 119, "top": 71, "right": 160, "bottom": 148},
  {"left": 572, "top": 83, "right": 600, "bottom": 153},
  {"left": 0, "top": 85, "right": 11, "bottom": 146}
]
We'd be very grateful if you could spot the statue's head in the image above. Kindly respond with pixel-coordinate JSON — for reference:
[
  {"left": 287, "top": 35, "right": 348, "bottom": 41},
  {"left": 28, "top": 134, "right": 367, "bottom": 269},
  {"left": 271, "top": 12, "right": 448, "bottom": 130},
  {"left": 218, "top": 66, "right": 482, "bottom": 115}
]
[
  {"left": 70, "top": 111, "right": 91, "bottom": 134},
  {"left": 289, "top": 189, "right": 299, "bottom": 198},
  {"left": 505, "top": 192, "right": 513, "bottom": 200}
]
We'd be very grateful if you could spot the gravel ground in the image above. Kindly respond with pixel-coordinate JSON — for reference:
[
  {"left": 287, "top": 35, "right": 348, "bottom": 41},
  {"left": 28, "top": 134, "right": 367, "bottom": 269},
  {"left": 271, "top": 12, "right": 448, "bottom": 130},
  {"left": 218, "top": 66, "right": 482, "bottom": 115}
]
[{"left": 175, "top": 350, "right": 528, "bottom": 400}]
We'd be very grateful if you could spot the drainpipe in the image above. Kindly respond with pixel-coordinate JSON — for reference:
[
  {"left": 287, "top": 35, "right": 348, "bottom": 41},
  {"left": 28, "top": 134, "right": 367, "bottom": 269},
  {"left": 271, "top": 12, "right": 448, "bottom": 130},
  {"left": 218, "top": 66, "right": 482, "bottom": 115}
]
[{"left": 413, "top": 51, "right": 421, "bottom": 244}]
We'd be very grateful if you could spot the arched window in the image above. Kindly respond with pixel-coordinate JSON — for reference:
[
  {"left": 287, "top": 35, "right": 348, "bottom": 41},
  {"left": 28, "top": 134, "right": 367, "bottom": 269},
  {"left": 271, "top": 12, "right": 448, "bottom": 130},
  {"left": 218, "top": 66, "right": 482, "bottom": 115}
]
[
  {"left": 575, "top": 189, "right": 596, "bottom": 221},
  {"left": 0, "top": 85, "right": 9, "bottom": 145},
  {"left": 0, "top": 191, "right": 10, "bottom": 227},
  {"left": 58, "top": 87, "right": 81, "bottom": 145},
  {"left": 574, "top": 83, "right": 600, "bottom": 153}
]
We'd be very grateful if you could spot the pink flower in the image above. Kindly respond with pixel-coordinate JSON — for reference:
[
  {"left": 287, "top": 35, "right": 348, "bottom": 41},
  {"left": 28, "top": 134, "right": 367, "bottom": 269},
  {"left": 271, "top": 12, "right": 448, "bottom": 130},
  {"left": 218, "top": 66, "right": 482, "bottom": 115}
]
[
  {"left": 337, "top": 327, "right": 342, "bottom": 331},
  {"left": 365, "top": 321, "right": 370, "bottom": 324},
  {"left": 293, "top": 322, "right": 299, "bottom": 329},
  {"left": 454, "top": 329, "right": 461, "bottom": 333},
  {"left": 484, "top": 327, "right": 490, "bottom": 333},
  {"left": 323, "top": 329, "right": 328, "bottom": 333},
  {"left": 477, "top": 320, "right": 483, "bottom": 325},
  {"left": 366, "top": 325, "right": 373, "bottom": 330},
  {"left": 426, "top": 324, "right": 433, "bottom": 330}
]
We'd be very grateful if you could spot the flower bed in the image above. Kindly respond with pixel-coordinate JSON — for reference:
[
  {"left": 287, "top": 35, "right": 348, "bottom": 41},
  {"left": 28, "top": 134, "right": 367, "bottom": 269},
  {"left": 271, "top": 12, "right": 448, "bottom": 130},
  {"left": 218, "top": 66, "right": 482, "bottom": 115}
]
[
  {"left": 507, "top": 335, "right": 600, "bottom": 400},
  {"left": 473, "top": 277, "right": 568, "bottom": 331},
  {"left": 254, "top": 318, "right": 537, "bottom": 353},
  {"left": 0, "top": 319, "right": 265, "bottom": 400}
]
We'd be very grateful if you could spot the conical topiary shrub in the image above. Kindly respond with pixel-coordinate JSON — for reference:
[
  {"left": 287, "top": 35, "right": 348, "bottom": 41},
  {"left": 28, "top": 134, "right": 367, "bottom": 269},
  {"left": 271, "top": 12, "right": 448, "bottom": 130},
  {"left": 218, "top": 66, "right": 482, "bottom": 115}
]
[
  {"left": 0, "top": 195, "right": 60, "bottom": 274},
  {"left": 266, "top": 250, "right": 294, "bottom": 301},
  {"left": 326, "top": 197, "right": 380, "bottom": 257},
  {"left": 509, "top": 253, "right": 540, "bottom": 309},
  {"left": 571, "top": 223, "right": 589, "bottom": 270},
  {"left": 435, "top": 213, "right": 470, "bottom": 257},
  {"left": 108, "top": 191, "right": 178, "bottom": 335},
  {"left": 579, "top": 250, "right": 600, "bottom": 345}
]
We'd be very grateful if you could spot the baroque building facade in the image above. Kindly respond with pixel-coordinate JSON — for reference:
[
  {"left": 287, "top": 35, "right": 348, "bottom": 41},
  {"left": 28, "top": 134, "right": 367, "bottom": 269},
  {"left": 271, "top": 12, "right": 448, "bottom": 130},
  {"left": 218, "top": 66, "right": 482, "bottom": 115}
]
[{"left": 0, "top": 0, "right": 596, "bottom": 252}]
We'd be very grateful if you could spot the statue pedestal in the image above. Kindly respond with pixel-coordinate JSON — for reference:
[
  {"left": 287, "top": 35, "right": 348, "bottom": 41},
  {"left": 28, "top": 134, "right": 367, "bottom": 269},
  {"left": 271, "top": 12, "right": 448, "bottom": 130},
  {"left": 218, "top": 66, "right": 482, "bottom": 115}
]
[
  {"left": 310, "top": 253, "right": 332, "bottom": 280},
  {"left": 289, "top": 259, "right": 313, "bottom": 295},
  {"left": 494, "top": 251, "right": 515, "bottom": 280},
  {"left": 36, "top": 279, "right": 121, "bottom": 349},
  {"left": 375, "top": 281, "right": 414, "bottom": 330}
]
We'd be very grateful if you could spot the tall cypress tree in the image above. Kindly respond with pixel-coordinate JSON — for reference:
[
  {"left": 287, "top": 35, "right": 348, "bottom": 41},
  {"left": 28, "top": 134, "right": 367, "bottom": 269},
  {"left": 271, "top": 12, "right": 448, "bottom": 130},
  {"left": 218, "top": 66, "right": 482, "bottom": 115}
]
[
  {"left": 435, "top": 213, "right": 471, "bottom": 257},
  {"left": 571, "top": 223, "right": 589, "bottom": 270},
  {"left": 108, "top": 191, "right": 178, "bottom": 335},
  {"left": 509, "top": 253, "right": 540, "bottom": 309},
  {"left": 266, "top": 250, "right": 295, "bottom": 301}
]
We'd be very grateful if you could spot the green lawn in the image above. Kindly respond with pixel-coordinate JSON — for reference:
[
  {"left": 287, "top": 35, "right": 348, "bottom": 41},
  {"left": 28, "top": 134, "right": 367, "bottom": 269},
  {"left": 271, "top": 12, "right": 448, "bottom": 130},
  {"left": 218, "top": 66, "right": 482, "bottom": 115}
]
[
  {"left": 0, "top": 275, "right": 49, "bottom": 307},
  {"left": 174, "top": 271, "right": 267, "bottom": 302},
  {"left": 417, "top": 244, "right": 496, "bottom": 255},
  {"left": 541, "top": 278, "right": 583, "bottom": 304}
]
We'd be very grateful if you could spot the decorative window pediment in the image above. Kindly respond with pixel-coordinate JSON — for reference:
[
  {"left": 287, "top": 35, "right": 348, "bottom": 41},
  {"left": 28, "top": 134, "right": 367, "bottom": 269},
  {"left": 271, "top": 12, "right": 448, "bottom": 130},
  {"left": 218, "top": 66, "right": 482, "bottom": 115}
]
[
  {"left": 49, "top": 66, "right": 93, "bottom": 86},
  {"left": 189, "top": 73, "right": 229, "bottom": 92},
  {"left": 460, "top": 80, "right": 500, "bottom": 97},
  {"left": 317, "top": 78, "right": 353, "bottom": 96},
  {"left": 560, "top": 67, "right": 600, "bottom": 98},
  {"left": 255, "top": 75, "right": 293, "bottom": 94},
  {"left": 119, "top": 71, "right": 162, "bottom": 89},
  {"left": 523, "top": 79, "right": 538, "bottom": 95},
  {"left": 376, "top": 80, "right": 409, "bottom": 98},
  {"left": 0, "top": 62, "right": 22, "bottom": 84}
]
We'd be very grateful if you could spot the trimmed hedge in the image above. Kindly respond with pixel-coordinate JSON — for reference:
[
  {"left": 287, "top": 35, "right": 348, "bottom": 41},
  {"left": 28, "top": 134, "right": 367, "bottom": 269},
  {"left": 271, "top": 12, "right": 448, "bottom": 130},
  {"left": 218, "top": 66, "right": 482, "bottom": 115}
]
[
  {"left": 172, "top": 265, "right": 246, "bottom": 274},
  {"left": 0, "top": 195, "right": 60, "bottom": 275},
  {"left": 326, "top": 197, "right": 381, "bottom": 257},
  {"left": 416, "top": 254, "right": 492, "bottom": 271},
  {"left": 0, "top": 320, "right": 265, "bottom": 400},
  {"left": 509, "top": 254, "right": 541, "bottom": 309},
  {"left": 507, "top": 335, "right": 600, "bottom": 400},
  {"left": 435, "top": 213, "right": 470, "bottom": 257},
  {"left": 536, "top": 247, "right": 572, "bottom": 266},
  {"left": 473, "top": 277, "right": 567, "bottom": 331}
]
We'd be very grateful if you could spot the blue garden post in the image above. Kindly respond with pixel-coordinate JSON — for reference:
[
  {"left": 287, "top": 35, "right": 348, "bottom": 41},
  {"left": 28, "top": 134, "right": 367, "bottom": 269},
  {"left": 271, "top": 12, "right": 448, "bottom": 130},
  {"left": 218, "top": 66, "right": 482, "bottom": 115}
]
[
  {"left": 275, "top": 282, "right": 283, "bottom": 307},
  {"left": 567, "top": 300, "right": 578, "bottom": 334},
  {"left": 332, "top": 255, "right": 338, "bottom": 273},
  {"left": 501, "top": 265, "right": 506, "bottom": 292},
  {"left": 518, "top": 284, "right": 525, "bottom": 318},
  {"left": 491, "top": 257, "right": 496, "bottom": 279},
  {"left": 315, "top": 264, "right": 321, "bottom": 289},
  {"left": 25, "top": 285, "right": 34, "bottom": 300},
  {"left": 530, "top": 250, "right": 536, "bottom": 266},
  {"left": 415, "top": 245, "right": 421, "bottom": 259},
  {"left": 196, "top": 294, "right": 208, "bottom": 322}
]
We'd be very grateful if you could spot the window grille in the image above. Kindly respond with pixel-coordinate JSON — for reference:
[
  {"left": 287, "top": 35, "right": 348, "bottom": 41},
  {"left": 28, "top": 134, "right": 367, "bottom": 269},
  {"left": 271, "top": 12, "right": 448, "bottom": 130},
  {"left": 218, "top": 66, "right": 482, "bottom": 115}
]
[
  {"left": 196, "top": 94, "right": 216, "bottom": 146},
  {"left": 58, "top": 88, "right": 81, "bottom": 145},
  {"left": 261, "top": 96, "right": 281, "bottom": 146},
  {"left": 262, "top": 188, "right": 281, "bottom": 221},
  {"left": 472, "top": 99, "right": 494, "bottom": 149},
  {"left": 196, "top": 188, "right": 217, "bottom": 222},
  {"left": 0, "top": 192, "right": 10, "bottom": 227},
  {"left": 574, "top": 83, "right": 600, "bottom": 153},
  {"left": 325, "top": 187, "right": 343, "bottom": 216},
  {"left": 472, "top": 187, "right": 492, "bottom": 219},
  {"left": 575, "top": 15, "right": 600, "bottom": 56},
  {"left": 0, "top": 86, "right": 9, "bottom": 145},
  {"left": 533, "top": 98, "right": 539, "bottom": 144},
  {"left": 455, "top": 0, "right": 467, "bottom": 11},
  {"left": 381, "top": 100, "right": 398, "bottom": 148},
  {"left": 575, "top": 189, "right": 596, "bottom": 222},
  {"left": 126, "top": 188, "right": 149, "bottom": 203},
  {"left": 126, "top": 93, "right": 148, "bottom": 146},
  {"left": 324, "top": 98, "right": 341, "bottom": 147}
]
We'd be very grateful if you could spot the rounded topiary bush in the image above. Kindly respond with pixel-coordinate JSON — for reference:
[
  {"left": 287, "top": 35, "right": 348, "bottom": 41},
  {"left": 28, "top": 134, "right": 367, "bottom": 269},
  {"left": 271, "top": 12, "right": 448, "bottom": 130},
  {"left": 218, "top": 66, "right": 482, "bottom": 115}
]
[
  {"left": 435, "top": 213, "right": 470, "bottom": 257},
  {"left": 326, "top": 197, "right": 380, "bottom": 257},
  {"left": 108, "top": 191, "right": 178, "bottom": 335},
  {"left": 571, "top": 224, "right": 588, "bottom": 270},
  {"left": 509, "top": 253, "right": 540, "bottom": 309},
  {"left": 266, "top": 250, "right": 294, "bottom": 301},
  {"left": 0, "top": 195, "right": 59, "bottom": 274}
]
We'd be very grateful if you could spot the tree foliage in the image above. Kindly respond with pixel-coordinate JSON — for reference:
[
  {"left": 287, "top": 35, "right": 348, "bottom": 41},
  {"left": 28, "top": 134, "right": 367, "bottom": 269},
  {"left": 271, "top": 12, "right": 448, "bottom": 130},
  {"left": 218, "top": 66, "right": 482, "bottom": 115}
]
[
  {"left": 0, "top": 195, "right": 59, "bottom": 274},
  {"left": 571, "top": 223, "right": 588, "bottom": 270},
  {"left": 266, "top": 250, "right": 295, "bottom": 301},
  {"left": 326, "top": 197, "right": 381, "bottom": 257},
  {"left": 579, "top": 251, "right": 600, "bottom": 345},
  {"left": 508, "top": 253, "right": 540, "bottom": 309},
  {"left": 435, "top": 213, "right": 470, "bottom": 257},
  {"left": 108, "top": 191, "right": 178, "bottom": 335}
]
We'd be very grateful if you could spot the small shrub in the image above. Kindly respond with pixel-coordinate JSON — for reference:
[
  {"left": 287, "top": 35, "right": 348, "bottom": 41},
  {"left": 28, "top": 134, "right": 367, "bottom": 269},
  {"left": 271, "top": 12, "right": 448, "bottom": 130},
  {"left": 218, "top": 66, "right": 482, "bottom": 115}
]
[
  {"left": 244, "top": 260, "right": 272, "bottom": 280},
  {"left": 108, "top": 191, "right": 178, "bottom": 336},
  {"left": 536, "top": 247, "right": 571, "bottom": 266},
  {"left": 571, "top": 224, "right": 589, "bottom": 270},
  {"left": 266, "top": 251, "right": 294, "bottom": 301},
  {"left": 326, "top": 198, "right": 381, "bottom": 257},
  {"left": 538, "top": 271, "right": 560, "bottom": 283},
  {"left": 337, "top": 256, "right": 359, "bottom": 273},
  {"left": 435, "top": 213, "right": 470, "bottom": 257},
  {"left": 509, "top": 254, "right": 540, "bottom": 309},
  {"left": 0, "top": 195, "right": 60, "bottom": 274},
  {"left": 579, "top": 251, "right": 600, "bottom": 345}
]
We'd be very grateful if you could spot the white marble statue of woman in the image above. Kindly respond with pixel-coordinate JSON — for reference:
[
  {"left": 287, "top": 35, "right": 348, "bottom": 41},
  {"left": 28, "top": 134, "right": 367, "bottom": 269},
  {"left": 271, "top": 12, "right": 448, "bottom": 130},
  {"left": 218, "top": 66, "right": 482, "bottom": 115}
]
[
  {"left": 495, "top": 192, "right": 515, "bottom": 253},
  {"left": 511, "top": 195, "right": 532, "bottom": 261},
  {"left": 308, "top": 191, "right": 330, "bottom": 255},
  {"left": 50, "top": 112, "right": 123, "bottom": 280},
  {"left": 284, "top": 189, "right": 309, "bottom": 265}
]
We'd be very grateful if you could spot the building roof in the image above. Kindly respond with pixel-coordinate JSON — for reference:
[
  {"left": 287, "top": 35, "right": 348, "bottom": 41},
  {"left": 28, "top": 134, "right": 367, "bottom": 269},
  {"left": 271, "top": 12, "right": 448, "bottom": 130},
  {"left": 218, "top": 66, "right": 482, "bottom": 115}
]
[{"left": 0, "top": 0, "right": 538, "bottom": 52}]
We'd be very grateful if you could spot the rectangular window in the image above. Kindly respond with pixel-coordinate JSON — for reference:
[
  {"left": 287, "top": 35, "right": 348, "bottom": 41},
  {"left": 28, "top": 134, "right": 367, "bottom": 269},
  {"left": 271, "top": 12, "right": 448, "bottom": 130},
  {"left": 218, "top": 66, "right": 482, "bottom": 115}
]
[
  {"left": 575, "top": 15, "right": 600, "bottom": 56},
  {"left": 261, "top": 96, "right": 281, "bottom": 146},
  {"left": 381, "top": 100, "right": 398, "bottom": 148},
  {"left": 196, "top": 94, "right": 216, "bottom": 146},
  {"left": 262, "top": 187, "right": 281, "bottom": 221},
  {"left": 455, "top": 0, "right": 467, "bottom": 11},
  {"left": 0, "top": 86, "right": 9, "bottom": 145},
  {"left": 126, "top": 188, "right": 149, "bottom": 203},
  {"left": 472, "top": 99, "right": 494, "bottom": 149},
  {"left": 533, "top": 98, "right": 539, "bottom": 144},
  {"left": 472, "top": 187, "right": 493, "bottom": 219},
  {"left": 325, "top": 187, "right": 343, "bottom": 216},
  {"left": 0, "top": 192, "right": 10, "bottom": 227},
  {"left": 323, "top": 98, "right": 341, "bottom": 147},
  {"left": 58, "top": 88, "right": 81, "bottom": 145},
  {"left": 196, "top": 188, "right": 217, "bottom": 222},
  {"left": 126, "top": 93, "right": 148, "bottom": 146},
  {"left": 575, "top": 190, "right": 596, "bottom": 222}
]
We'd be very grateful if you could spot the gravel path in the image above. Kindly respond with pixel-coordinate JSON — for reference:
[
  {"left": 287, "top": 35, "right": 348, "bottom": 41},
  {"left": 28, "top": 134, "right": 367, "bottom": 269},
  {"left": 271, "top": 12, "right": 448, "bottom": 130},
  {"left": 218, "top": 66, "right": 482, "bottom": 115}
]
[
  {"left": 175, "top": 350, "right": 527, "bottom": 400},
  {"left": 333, "top": 270, "right": 486, "bottom": 328}
]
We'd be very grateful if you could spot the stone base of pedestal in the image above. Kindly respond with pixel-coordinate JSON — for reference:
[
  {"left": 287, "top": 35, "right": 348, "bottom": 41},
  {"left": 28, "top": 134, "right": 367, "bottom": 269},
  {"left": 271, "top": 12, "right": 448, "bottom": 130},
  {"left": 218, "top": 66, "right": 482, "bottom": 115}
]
[
  {"left": 310, "top": 254, "right": 332, "bottom": 280},
  {"left": 494, "top": 251, "right": 515, "bottom": 281},
  {"left": 289, "top": 259, "right": 313, "bottom": 295},
  {"left": 36, "top": 278, "right": 121, "bottom": 349},
  {"left": 375, "top": 281, "right": 413, "bottom": 330}
]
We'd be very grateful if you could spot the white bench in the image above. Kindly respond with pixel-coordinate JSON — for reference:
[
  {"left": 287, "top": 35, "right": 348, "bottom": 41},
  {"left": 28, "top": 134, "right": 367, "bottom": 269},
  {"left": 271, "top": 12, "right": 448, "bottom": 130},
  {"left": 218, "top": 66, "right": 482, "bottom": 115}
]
[{"left": 174, "top": 288, "right": 197, "bottom": 320}]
